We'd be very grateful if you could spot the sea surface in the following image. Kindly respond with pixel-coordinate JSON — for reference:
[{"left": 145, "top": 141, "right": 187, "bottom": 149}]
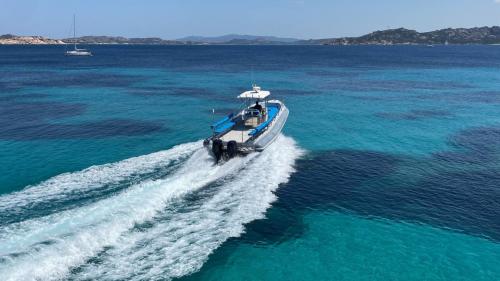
[{"left": 0, "top": 45, "right": 499, "bottom": 281}]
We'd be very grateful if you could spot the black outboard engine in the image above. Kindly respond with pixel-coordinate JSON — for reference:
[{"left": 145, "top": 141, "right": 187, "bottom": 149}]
[
  {"left": 211, "top": 139, "right": 224, "bottom": 163},
  {"left": 203, "top": 138, "right": 210, "bottom": 147},
  {"left": 227, "top": 141, "right": 237, "bottom": 159}
]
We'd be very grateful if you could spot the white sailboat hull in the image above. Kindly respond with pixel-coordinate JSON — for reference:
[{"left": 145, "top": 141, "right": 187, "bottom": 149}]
[{"left": 65, "top": 50, "right": 92, "bottom": 56}]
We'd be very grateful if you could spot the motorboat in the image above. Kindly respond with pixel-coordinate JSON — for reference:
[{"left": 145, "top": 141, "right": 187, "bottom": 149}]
[{"left": 203, "top": 84, "right": 289, "bottom": 162}]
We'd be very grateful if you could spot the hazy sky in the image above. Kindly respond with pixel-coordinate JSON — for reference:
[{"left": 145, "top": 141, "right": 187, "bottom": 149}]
[{"left": 2, "top": 0, "right": 500, "bottom": 39}]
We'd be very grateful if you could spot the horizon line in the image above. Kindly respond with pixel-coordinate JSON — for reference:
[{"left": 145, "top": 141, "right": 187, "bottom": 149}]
[{"left": 3, "top": 25, "right": 500, "bottom": 41}]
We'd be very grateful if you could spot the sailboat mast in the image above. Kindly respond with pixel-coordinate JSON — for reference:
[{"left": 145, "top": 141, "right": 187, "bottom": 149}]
[{"left": 73, "top": 14, "right": 76, "bottom": 50}]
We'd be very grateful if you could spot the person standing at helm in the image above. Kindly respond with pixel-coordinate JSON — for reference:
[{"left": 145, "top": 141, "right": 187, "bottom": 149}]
[
  {"left": 253, "top": 101, "right": 263, "bottom": 113},
  {"left": 253, "top": 101, "right": 265, "bottom": 123}
]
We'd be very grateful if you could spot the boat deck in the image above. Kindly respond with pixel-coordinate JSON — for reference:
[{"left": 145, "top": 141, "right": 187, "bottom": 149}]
[
  {"left": 220, "top": 120, "right": 255, "bottom": 143},
  {"left": 220, "top": 128, "right": 253, "bottom": 143},
  {"left": 217, "top": 104, "right": 281, "bottom": 144}
]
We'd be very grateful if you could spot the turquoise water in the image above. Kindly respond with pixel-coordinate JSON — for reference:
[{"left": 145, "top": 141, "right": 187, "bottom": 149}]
[
  {"left": 0, "top": 45, "right": 499, "bottom": 280},
  {"left": 185, "top": 213, "right": 500, "bottom": 281}
]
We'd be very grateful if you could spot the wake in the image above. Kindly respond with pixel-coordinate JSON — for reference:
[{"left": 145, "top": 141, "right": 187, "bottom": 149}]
[
  {"left": 0, "top": 141, "right": 199, "bottom": 225},
  {"left": 0, "top": 135, "right": 303, "bottom": 281}
]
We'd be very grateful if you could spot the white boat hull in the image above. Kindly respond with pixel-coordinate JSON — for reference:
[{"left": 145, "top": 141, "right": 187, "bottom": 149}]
[
  {"left": 253, "top": 102, "right": 288, "bottom": 151},
  {"left": 65, "top": 50, "right": 92, "bottom": 56}
]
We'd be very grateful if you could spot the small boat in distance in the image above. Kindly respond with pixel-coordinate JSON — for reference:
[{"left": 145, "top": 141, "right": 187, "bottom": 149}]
[
  {"left": 203, "top": 85, "right": 289, "bottom": 162},
  {"left": 65, "top": 15, "right": 92, "bottom": 56}
]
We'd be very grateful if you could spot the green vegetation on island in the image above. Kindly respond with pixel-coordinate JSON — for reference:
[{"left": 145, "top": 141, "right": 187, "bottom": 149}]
[{"left": 300, "top": 27, "right": 500, "bottom": 45}]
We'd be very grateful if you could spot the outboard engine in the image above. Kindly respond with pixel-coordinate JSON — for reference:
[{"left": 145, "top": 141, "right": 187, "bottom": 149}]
[
  {"left": 203, "top": 138, "right": 210, "bottom": 147},
  {"left": 211, "top": 139, "right": 224, "bottom": 163},
  {"left": 227, "top": 140, "right": 237, "bottom": 159}
]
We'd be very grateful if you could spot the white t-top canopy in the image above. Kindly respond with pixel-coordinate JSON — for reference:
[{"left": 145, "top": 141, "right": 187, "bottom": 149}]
[{"left": 238, "top": 85, "right": 270, "bottom": 99}]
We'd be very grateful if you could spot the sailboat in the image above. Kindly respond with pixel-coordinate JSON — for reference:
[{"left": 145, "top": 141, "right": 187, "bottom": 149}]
[{"left": 65, "top": 15, "right": 92, "bottom": 56}]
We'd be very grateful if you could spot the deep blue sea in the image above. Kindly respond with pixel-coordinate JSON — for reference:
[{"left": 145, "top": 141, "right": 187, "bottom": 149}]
[{"left": 1, "top": 45, "right": 500, "bottom": 281}]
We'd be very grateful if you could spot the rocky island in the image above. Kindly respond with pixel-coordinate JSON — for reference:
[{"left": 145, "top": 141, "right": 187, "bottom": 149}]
[
  {"left": 3, "top": 26, "right": 500, "bottom": 45},
  {"left": 0, "top": 34, "right": 64, "bottom": 45},
  {"left": 301, "top": 26, "right": 500, "bottom": 45}
]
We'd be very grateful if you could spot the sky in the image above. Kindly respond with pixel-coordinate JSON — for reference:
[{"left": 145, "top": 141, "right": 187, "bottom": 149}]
[{"left": 2, "top": 0, "right": 500, "bottom": 39}]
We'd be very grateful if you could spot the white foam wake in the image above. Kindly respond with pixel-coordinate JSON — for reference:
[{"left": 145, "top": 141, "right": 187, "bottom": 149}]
[
  {"left": 0, "top": 141, "right": 200, "bottom": 216},
  {"left": 76, "top": 135, "right": 302, "bottom": 280},
  {"left": 0, "top": 135, "right": 303, "bottom": 281}
]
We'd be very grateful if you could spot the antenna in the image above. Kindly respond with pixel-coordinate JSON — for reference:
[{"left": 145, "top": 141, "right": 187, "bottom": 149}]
[{"left": 251, "top": 66, "right": 255, "bottom": 86}]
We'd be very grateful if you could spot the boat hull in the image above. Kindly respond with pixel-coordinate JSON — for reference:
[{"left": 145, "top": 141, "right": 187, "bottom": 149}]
[
  {"left": 253, "top": 103, "right": 288, "bottom": 151},
  {"left": 65, "top": 51, "right": 92, "bottom": 56}
]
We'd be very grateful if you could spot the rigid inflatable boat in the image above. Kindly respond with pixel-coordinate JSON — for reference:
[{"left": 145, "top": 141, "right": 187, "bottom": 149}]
[{"left": 203, "top": 85, "right": 289, "bottom": 162}]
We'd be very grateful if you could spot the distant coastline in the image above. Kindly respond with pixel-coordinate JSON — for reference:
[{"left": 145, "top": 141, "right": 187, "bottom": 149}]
[
  {"left": 0, "top": 34, "right": 64, "bottom": 45},
  {"left": 3, "top": 26, "right": 500, "bottom": 45}
]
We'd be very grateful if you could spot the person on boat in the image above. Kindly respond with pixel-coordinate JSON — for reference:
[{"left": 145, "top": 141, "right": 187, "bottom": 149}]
[{"left": 253, "top": 101, "right": 263, "bottom": 113}]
